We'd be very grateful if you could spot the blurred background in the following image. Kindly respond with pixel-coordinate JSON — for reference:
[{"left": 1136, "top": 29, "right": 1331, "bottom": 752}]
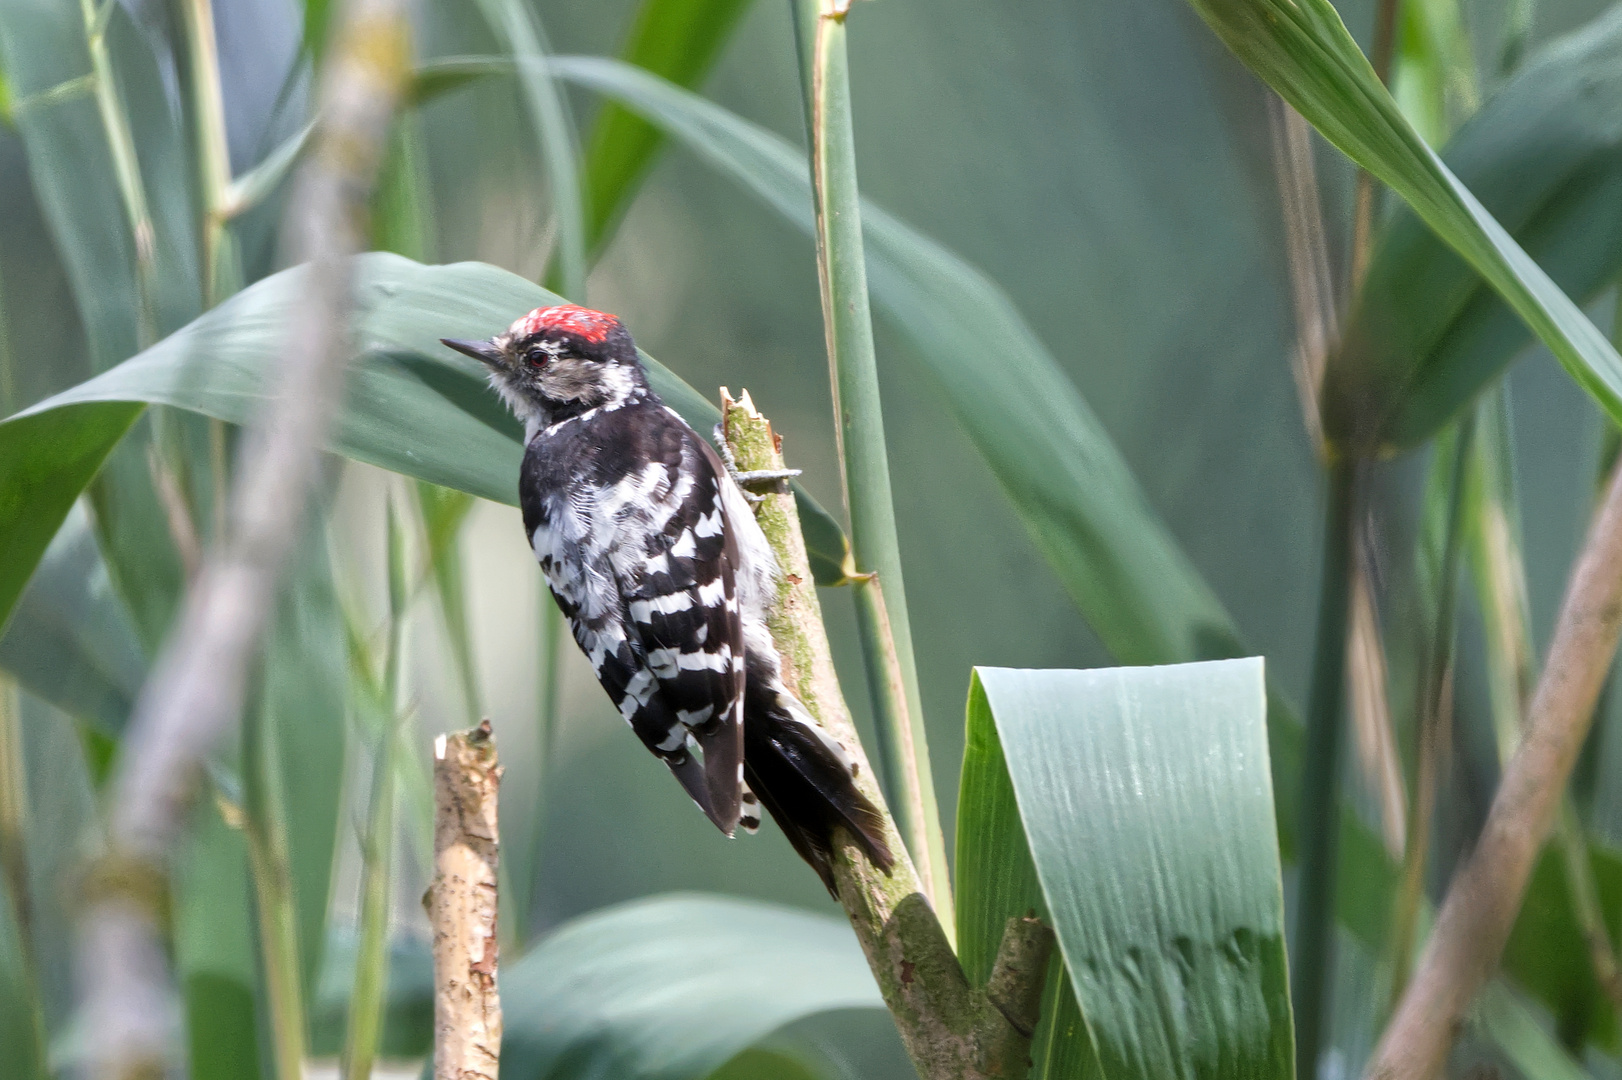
[{"left": 6, "top": 0, "right": 1622, "bottom": 1076}]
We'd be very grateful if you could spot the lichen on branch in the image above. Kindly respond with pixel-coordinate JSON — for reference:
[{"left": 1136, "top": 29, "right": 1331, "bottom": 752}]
[{"left": 720, "top": 389, "right": 1051, "bottom": 1080}]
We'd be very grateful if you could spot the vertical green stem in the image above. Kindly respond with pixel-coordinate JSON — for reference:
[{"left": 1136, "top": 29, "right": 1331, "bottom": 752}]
[
  {"left": 790, "top": 0, "right": 953, "bottom": 934},
  {"left": 0, "top": 675, "right": 46, "bottom": 1074},
  {"left": 1291, "top": 457, "right": 1357, "bottom": 1080},
  {"left": 243, "top": 699, "right": 310, "bottom": 1080},
  {"left": 1390, "top": 415, "right": 1475, "bottom": 1000},
  {"left": 77, "top": 0, "right": 157, "bottom": 343},
  {"left": 477, "top": 0, "right": 584, "bottom": 301},
  {"left": 180, "top": 0, "right": 240, "bottom": 304},
  {"left": 342, "top": 496, "right": 411, "bottom": 1080}
]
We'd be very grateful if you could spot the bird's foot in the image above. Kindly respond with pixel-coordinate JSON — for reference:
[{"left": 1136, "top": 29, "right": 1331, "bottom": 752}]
[{"left": 714, "top": 424, "right": 802, "bottom": 505}]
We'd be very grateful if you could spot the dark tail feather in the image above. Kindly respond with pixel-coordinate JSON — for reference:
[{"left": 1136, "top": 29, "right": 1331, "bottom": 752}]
[{"left": 744, "top": 691, "right": 894, "bottom": 896}]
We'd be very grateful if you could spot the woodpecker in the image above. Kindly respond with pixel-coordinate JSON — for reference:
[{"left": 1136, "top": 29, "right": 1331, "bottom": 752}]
[{"left": 443, "top": 305, "right": 892, "bottom": 892}]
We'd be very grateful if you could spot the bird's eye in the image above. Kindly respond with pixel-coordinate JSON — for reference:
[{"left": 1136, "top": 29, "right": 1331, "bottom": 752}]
[{"left": 524, "top": 347, "right": 550, "bottom": 368}]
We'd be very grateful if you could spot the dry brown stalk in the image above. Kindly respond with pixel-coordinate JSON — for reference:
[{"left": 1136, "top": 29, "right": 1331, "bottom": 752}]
[
  {"left": 430, "top": 722, "right": 503, "bottom": 1080},
  {"left": 1369, "top": 458, "right": 1622, "bottom": 1080},
  {"left": 722, "top": 389, "right": 1051, "bottom": 1080}
]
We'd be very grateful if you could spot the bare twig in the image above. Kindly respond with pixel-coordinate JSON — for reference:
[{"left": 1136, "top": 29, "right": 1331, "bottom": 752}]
[
  {"left": 1369, "top": 458, "right": 1622, "bottom": 1080},
  {"left": 430, "top": 722, "right": 502, "bottom": 1080},
  {"left": 72, "top": 1, "right": 411, "bottom": 1076},
  {"left": 722, "top": 390, "right": 1051, "bottom": 1080}
]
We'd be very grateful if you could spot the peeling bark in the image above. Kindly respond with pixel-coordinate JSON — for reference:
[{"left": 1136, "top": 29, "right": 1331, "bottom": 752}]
[{"left": 430, "top": 722, "right": 503, "bottom": 1080}]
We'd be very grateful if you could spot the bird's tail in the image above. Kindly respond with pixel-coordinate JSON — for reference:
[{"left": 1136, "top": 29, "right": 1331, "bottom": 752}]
[{"left": 743, "top": 680, "right": 894, "bottom": 895}]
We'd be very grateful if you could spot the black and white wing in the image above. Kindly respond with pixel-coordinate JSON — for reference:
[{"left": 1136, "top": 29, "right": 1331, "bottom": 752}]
[{"left": 523, "top": 404, "right": 748, "bottom": 833}]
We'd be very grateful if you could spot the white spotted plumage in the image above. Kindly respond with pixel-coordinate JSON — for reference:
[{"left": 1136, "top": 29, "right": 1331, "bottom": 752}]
[{"left": 446, "top": 303, "right": 893, "bottom": 893}]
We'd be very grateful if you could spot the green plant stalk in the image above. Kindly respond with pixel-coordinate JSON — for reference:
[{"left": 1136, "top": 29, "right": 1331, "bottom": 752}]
[
  {"left": 791, "top": 0, "right": 952, "bottom": 933},
  {"left": 1291, "top": 457, "right": 1356, "bottom": 1080},
  {"left": 0, "top": 675, "right": 47, "bottom": 1073},
  {"left": 342, "top": 498, "right": 411, "bottom": 1080},
  {"left": 77, "top": 0, "right": 157, "bottom": 343},
  {"left": 242, "top": 699, "right": 310, "bottom": 1080},
  {"left": 579, "top": 0, "right": 754, "bottom": 254},
  {"left": 477, "top": 0, "right": 584, "bottom": 301},
  {"left": 1468, "top": 383, "right": 1622, "bottom": 1016},
  {"left": 179, "top": 0, "right": 240, "bottom": 304},
  {"left": 1390, "top": 415, "right": 1475, "bottom": 1001}
]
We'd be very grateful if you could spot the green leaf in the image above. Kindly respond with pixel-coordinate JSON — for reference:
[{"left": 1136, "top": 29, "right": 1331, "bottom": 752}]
[
  {"left": 498, "top": 893, "right": 881, "bottom": 1080},
  {"left": 0, "top": 0, "right": 210, "bottom": 654},
  {"left": 262, "top": 524, "right": 348, "bottom": 1004},
  {"left": 581, "top": 0, "right": 755, "bottom": 252},
  {"left": 1338, "top": 8, "right": 1622, "bottom": 451},
  {"left": 0, "top": 254, "right": 851, "bottom": 632},
  {"left": 973, "top": 660, "right": 1292, "bottom": 1079},
  {"left": 0, "top": 504, "right": 144, "bottom": 733},
  {"left": 956, "top": 683, "right": 1100, "bottom": 1079},
  {"left": 173, "top": 797, "right": 261, "bottom": 1080},
  {"left": 0, "top": 401, "right": 140, "bottom": 638},
  {"left": 1470, "top": 983, "right": 1591, "bottom": 1080},
  {"left": 472, "top": 0, "right": 584, "bottom": 299},
  {"left": 1179, "top": 0, "right": 1622, "bottom": 453}
]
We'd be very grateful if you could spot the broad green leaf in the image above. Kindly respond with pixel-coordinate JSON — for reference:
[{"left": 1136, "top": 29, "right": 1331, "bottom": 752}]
[
  {"left": 975, "top": 660, "right": 1292, "bottom": 1079},
  {"left": 0, "top": 254, "right": 852, "bottom": 632},
  {"left": 1340, "top": 7, "right": 1622, "bottom": 451},
  {"left": 956, "top": 683, "right": 1100, "bottom": 1079},
  {"left": 1502, "top": 842, "right": 1622, "bottom": 1051},
  {"left": 0, "top": 401, "right": 140, "bottom": 637},
  {"left": 1179, "top": 0, "right": 1622, "bottom": 453},
  {"left": 0, "top": 504, "right": 144, "bottom": 732},
  {"left": 498, "top": 893, "right": 881, "bottom": 1080},
  {"left": 262, "top": 524, "right": 347, "bottom": 1002},
  {"left": 173, "top": 797, "right": 261, "bottom": 1080},
  {"left": 0, "top": 0, "right": 209, "bottom": 653},
  {"left": 1470, "top": 983, "right": 1590, "bottom": 1080},
  {"left": 581, "top": 0, "right": 754, "bottom": 252}
]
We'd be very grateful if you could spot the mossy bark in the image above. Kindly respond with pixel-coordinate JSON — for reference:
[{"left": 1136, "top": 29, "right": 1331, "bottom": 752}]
[{"left": 721, "top": 389, "right": 1050, "bottom": 1080}]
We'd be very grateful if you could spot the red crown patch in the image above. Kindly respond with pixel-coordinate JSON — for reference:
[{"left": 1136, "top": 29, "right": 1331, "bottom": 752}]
[{"left": 510, "top": 304, "right": 620, "bottom": 345}]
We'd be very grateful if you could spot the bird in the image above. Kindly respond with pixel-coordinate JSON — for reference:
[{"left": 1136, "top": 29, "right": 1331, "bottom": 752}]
[{"left": 442, "top": 304, "right": 893, "bottom": 893}]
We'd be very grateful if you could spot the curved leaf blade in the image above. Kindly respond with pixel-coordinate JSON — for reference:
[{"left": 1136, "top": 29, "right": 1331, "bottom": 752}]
[
  {"left": 0, "top": 505, "right": 145, "bottom": 732},
  {"left": 957, "top": 684, "right": 1100, "bottom": 1079},
  {"left": 1342, "top": 8, "right": 1622, "bottom": 450},
  {"left": 581, "top": 0, "right": 755, "bottom": 252},
  {"left": 1181, "top": 0, "right": 1622, "bottom": 451},
  {"left": 499, "top": 893, "right": 881, "bottom": 1080},
  {"left": 0, "top": 254, "right": 851, "bottom": 630},
  {"left": 976, "top": 659, "right": 1292, "bottom": 1079}
]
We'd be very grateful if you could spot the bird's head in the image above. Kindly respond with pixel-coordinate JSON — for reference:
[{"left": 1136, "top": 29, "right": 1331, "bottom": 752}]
[{"left": 442, "top": 304, "right": 647, "bottom": 431}]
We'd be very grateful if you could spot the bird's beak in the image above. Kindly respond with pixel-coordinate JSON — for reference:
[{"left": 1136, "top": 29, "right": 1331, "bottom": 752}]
[{"left": 441, "top": 337, "right": 506, "bottom": 368}]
